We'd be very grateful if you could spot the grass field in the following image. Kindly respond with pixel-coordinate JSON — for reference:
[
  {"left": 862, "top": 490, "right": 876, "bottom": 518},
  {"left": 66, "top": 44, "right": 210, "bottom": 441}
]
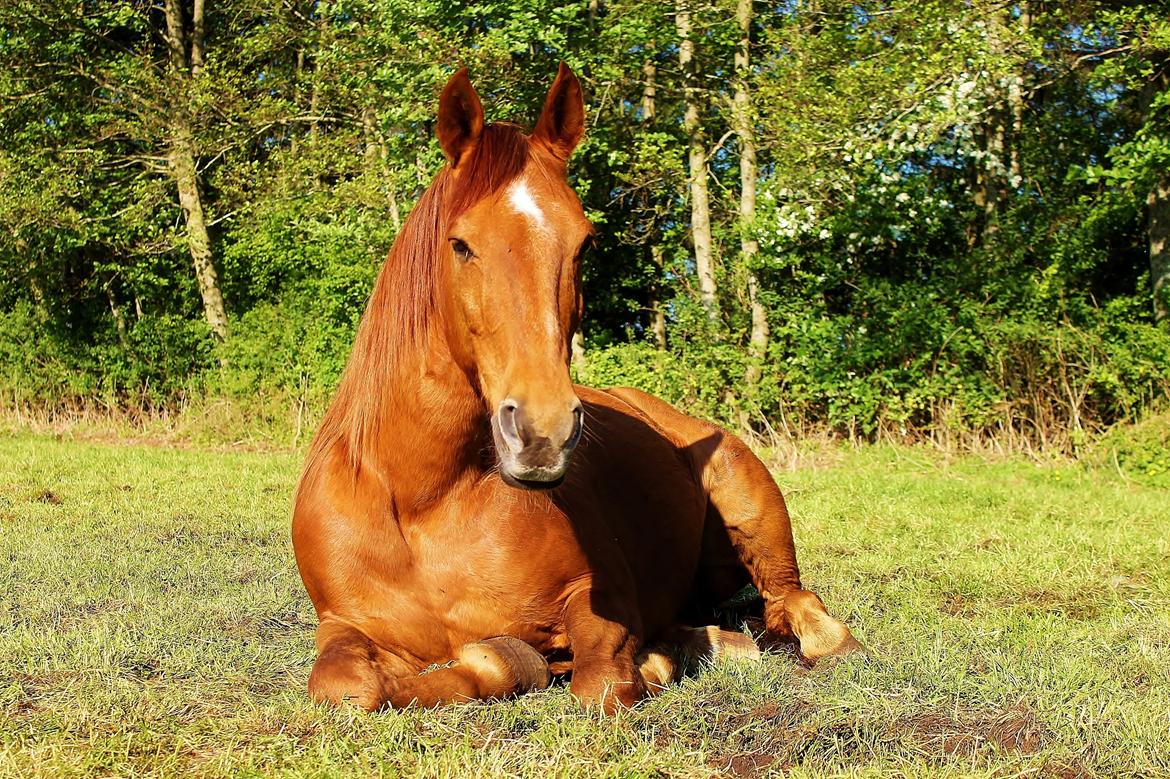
[{"left": 1, "top": 432, "right": 1168, "bottom": 778}]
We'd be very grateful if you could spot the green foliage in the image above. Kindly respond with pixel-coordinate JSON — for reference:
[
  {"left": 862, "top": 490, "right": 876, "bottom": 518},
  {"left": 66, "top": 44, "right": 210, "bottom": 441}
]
[
  {"left": 0, "top": 300, "right": 216, "bottom": 405},
  {"left": 583, "top": 300, "right": 1170, "bottom": 445},
  {"left": 1089, "top": 410, "right": 1170, "bottom": 486}
]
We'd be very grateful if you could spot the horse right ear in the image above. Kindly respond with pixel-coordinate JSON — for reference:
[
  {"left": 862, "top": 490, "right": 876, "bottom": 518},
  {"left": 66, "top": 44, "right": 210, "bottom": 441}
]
[
  {"left": 532, "top": 62, "right": 584, "bottom": 161},
  {"left": 437, "top": 68, "right": 484, "bottom": 167}
]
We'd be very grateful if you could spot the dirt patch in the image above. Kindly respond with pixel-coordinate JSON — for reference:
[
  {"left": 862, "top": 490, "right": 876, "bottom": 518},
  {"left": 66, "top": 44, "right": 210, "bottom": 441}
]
[
  {"left": 213, "top": 606, "right": 311, "bottom": 640},
  {"left": 157, "top": 524, "right": 287, "bottom": 549},
  {"left": 705, "top": 699, "right": 819, "bottom": 776},
  {"left": 53, "top": 597, "right": 131, "bottom": 632},
  {"left": 818, "top": 543, "right": 860, "bottom": 559},
  {"left": 709, "top": 704, "right": 1051, "bottom": 773},
  {"left": 900, "top": 702, "right": 1048, "bottom": 757},
  {"left": 870, "top": 565, "right": 909, "bottom": 585},
  {"left": 985, "top": 704, "right": 1046, "bottom": 753},
  {"left": 718, "top": 752, "right": 778, "bottom": 777},
  {"left": 34, "top": 489, "right": 62, "bottom": 505},
  {"left": 1041, "top": 758, "right": 1093, "bottom": 778},
  {"left": 940, "top": 593, "right": 976, "bottom": 616},
  {"left": 1010, "top": 590, "right": 1103, "bottom": 620},
  {"left": 6, "top": 670, "right": 74, "bottom": 716}
]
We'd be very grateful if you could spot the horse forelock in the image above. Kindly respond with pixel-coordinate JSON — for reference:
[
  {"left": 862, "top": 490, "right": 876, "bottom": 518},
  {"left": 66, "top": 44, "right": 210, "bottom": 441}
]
[{"left": 307, "top": 123, "right": 531, "bottom": 475}]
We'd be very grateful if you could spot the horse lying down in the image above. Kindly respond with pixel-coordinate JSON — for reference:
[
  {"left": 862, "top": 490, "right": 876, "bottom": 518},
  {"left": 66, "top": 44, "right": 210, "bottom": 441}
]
[{"left": 292, "top": 64, "right": 862, "bottom": 714}]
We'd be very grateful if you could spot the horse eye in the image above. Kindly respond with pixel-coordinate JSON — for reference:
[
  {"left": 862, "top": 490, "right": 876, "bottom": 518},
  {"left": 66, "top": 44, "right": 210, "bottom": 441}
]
[{"left": 450, "top": 238, "right": 474, "bottom": 261}]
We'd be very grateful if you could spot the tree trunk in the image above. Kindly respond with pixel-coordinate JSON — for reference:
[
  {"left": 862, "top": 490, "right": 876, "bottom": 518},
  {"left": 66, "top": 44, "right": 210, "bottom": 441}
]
[
  {"left": 291, "top": 48, "right": 305, "bottom": 155},
  {"left": 1151, "top": 171, "right": 1170, "bottom": 323},
  {"left": 163, "top": 0, "right": 187, "bottom": 72},
  {"left": 1139, "top": 63, "right": 1170, "bottom": 323},
  {"left": 170, "top": 123, "right": 229, "bottom": 339},
  {"left": 309, "top": 75, "right": 320, "bottom": 142},
  {"left": 970, "top": 3, "right": 1020, "bottom": 248},
  {"left": 106, "top": 281, "right": 130, "bottom": 350},
  {"left": 362, "top": 106, "right": 402, "bottom": 232},
  {"left": 649, "top": 245, "right": 667, "bottom": 349},
  {"left": 165, "top": 0, "right": 229, "bottom": 339},
  {"left": 983, "top": 107, "right": 1005, "bottom": 243},
  {"left": 416, "top": 145, "right": 429, "bottom": 187},
  {"left": 571, "top": 331, "right": 587, "bottom": 373},
  {"left": 380, "top": 140, "right": 403, "bottom": 234},
  {"left": 308, "top": 11, "right": 325, "bottom": 143},
  {"left": 676, "top": 0, "right": 717, "bottom": 317},
  {"left": 190, "top": 0, "right": 205, "bottom": 76},
  {"left": 734, "top": 0, "right": 767, "bottom": 391},
  {"left": 641, "top": 57, "right": 668, "bottom": 348},
  {"left": 1006, "top": 3, "right": 1029, "bottom": 184}
]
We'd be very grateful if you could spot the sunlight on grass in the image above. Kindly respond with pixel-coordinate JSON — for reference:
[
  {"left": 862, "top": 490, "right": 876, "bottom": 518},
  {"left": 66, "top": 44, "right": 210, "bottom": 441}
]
[{"left": 1, "top": 435, "right": 1167, "bottom": 777}]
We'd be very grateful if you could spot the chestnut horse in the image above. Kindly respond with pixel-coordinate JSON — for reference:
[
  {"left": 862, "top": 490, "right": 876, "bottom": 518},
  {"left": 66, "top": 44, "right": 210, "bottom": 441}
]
[{"left": 293, "top": 64, "right": 860, "bottom": 713}]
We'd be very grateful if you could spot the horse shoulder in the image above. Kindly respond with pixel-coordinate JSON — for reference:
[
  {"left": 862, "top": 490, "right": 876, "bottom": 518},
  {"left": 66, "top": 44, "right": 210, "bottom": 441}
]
[{"left": 292, "top": 440, "right": 416, "bottom": 618}]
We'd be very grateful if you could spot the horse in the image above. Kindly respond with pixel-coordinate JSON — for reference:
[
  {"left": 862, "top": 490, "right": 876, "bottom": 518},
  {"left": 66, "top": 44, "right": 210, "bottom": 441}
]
[{"left": 292, "top": 63, "right": 861, "bottom": 714}]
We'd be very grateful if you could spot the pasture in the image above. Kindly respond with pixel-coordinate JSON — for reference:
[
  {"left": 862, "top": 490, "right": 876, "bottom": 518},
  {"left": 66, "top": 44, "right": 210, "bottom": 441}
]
[{"left": 1, "top": 432, "right": 1167, "bottom": 778}]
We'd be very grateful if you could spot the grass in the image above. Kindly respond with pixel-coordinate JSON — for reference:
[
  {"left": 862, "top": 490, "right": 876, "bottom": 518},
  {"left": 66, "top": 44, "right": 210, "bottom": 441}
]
[{"left": 1, "top": 432, "right": 1168, "bottom": 778}]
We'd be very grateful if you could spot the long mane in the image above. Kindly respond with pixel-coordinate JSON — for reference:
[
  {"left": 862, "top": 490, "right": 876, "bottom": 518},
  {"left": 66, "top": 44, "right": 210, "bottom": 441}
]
[{"left": 306, "top": 123, "right": 530, "bottom": 473}]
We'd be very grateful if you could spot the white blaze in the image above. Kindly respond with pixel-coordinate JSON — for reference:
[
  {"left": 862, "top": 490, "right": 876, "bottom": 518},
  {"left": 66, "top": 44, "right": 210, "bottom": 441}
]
[{"left": 508, "top": 181, "right": 547, "bottom": 228}]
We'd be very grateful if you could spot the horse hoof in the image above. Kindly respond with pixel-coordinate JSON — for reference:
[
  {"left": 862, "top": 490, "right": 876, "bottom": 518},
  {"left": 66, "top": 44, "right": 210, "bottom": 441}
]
[
  {"left": 465, "top": 636, "right": 551, "bottom": 694},
  {"left": 681, "top": 626, "right": 762, "bottom": 663},
  {"left": 802, "top": 629, "right": 866, "bottom": 667}
]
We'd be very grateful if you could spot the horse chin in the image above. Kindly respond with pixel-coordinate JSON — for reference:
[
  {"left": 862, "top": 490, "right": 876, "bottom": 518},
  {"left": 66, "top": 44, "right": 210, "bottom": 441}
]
[{"left": 499, "top": 465, "right": 567, "bottom": 491}]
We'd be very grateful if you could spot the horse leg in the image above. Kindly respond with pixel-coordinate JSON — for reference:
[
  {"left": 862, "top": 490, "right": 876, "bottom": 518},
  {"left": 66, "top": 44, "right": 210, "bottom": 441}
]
[
  {"left": 562, "top": 589, "right": 652, "bottom": 713},
  {"left": 310, "top": 620, "right": 550, "bottom": 710},
  {"left": 635, "top": 624, "right": 763, "bottom": 693},
  {"left": 699, "top": 433, "right": 863, "bottom": 663},
  {"left": 603, "top": 387, "right": 862, "bottom": 664}
]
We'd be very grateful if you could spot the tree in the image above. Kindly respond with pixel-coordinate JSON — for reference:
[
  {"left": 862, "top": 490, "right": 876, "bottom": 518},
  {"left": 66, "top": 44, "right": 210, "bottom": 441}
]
[
  {"left": 1079, "top": 6, "right": 1170, "bottom": 322},
  {"left": 3, "top": 0, "right": 1169, "bottom": 444},
  {"left": 164, "top": 0, "right": 229, "bottom": 339},
  {"left": 734, "top": 0, "right": 767, "bottom": 390},
  {"left": 676, "top": 0, "right": 717, "bottom": 316}
]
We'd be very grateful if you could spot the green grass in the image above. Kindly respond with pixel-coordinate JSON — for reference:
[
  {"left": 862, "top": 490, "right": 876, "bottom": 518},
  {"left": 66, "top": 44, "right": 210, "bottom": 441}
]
[{"left": 1, "top": 433, "right": 1168, "bottom": 778}]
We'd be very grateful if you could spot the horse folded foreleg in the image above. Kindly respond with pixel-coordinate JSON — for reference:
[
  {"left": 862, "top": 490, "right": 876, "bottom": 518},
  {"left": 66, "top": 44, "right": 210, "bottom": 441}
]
[
  {"left": 309, "top": 622, "right": 550, "bottom": 710},
  {"left": 563, "top": 589, "right": 662, "bottom": 713}
]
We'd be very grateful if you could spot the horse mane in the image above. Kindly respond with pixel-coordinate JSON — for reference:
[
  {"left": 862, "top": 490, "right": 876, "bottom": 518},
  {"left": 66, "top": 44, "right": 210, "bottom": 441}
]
[{"left": 306, "top": 123, "right": 530, "bottom": 475}]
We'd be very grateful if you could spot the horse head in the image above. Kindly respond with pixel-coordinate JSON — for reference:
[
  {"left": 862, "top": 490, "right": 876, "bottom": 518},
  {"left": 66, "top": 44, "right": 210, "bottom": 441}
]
[{"left": 435, "top": 64, "right": 593, "bottom": 489}]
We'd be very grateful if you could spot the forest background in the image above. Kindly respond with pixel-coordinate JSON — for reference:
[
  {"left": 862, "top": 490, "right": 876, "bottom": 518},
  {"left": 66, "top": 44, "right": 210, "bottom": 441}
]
[{"left": 1, "top": 0, "right": 1168, "bottom": 458}]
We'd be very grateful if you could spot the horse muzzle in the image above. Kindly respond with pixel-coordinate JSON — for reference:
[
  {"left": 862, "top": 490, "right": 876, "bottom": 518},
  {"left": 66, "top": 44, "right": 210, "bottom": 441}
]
[{"left": 491, "top": 397, "right": 584, "bottom": 490}]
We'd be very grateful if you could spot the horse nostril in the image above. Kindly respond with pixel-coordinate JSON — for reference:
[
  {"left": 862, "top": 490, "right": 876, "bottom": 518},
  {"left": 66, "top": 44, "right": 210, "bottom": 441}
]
[
  {"left": 566, "top": 404, "right": 584, "bottom": 451},
  {"left": 498, "top": 400, "right": 523, "bottom": 451}
]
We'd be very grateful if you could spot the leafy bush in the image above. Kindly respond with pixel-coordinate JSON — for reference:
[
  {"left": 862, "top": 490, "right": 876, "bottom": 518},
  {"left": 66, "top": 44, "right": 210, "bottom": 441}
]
[
  {"left": 1088, "top": 410, "right": 1170, "bottom": 486},
  {"left": 577, "top": 296, "right": 1170, "bottom": 452}
]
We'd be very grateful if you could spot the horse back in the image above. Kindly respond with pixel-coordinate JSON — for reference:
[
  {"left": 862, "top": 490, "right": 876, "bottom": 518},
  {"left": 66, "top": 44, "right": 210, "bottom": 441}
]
[{"left": 590, "top": 386, "right": 733, "bottom": 489}]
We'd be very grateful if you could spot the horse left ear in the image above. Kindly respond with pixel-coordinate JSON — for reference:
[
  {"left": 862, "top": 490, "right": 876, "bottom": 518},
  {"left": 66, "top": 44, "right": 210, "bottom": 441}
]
[{"left": 532, "top": 62, "right": 585, "bottom": 161}]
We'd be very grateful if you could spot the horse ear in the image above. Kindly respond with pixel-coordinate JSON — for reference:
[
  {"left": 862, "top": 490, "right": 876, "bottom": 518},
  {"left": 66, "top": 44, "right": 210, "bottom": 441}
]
[
  {"left": 437, "top": 68, "right": 484, "bottom": 167},
  {"left": 532, "top": 62, "right": 584, "bottom": 161}
]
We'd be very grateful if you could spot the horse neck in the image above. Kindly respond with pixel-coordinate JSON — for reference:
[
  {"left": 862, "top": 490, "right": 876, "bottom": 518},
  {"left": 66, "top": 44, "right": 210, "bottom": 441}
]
[{"left": 350, "top": 325, "right": 486, "bottom": 509}]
